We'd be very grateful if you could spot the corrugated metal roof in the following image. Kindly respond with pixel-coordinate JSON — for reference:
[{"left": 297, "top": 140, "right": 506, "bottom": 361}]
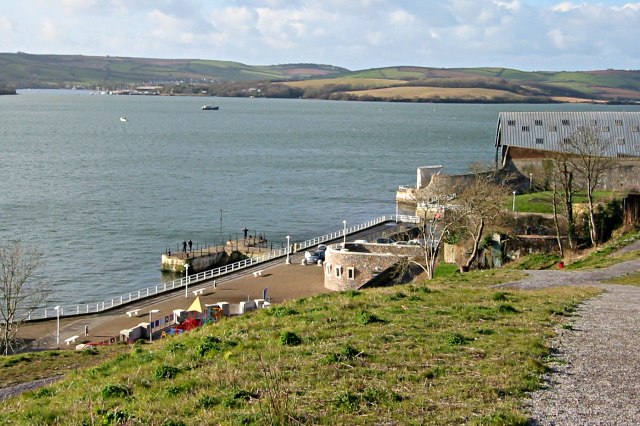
[{"left": 495, "top": 111, "right": 640, "bottom": 157}]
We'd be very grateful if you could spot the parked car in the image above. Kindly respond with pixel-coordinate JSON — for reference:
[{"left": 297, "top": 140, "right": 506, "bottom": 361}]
[
  {"left": 304, "top": 250, "right": 325, "bottom": 265},
  {"left": 375, "top": 237, "right": 395, "bottom": 244},
  {"left": 353, "top": 239, "right": 368, "bottom": 244}
]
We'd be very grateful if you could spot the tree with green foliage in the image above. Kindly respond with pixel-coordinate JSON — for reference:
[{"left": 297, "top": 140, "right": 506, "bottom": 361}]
[{"left": 0, "top": 240, "right": 51, "bottom": 355}]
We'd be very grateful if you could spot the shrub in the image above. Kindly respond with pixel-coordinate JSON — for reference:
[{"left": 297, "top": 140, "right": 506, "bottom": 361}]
[
  {"left": 102, "top": 410, "right": 133, "bottom": 425},
  {"left": 101, "top": 384, "right": 132, "bottom": 399},
  {"left": 492, "top": 292, "right": 509, "bottom": 301},
  {"left": 196, "top": 395, "right": 219, "bottom": 409},
  {"left": 497, "top": 304, "right": 519, "bottom": 314},
  {"left": 267, "top": 306, "right": 298, "bottom": 317},
  {"left": 446, "top": 333, "right": 472, "bottom": 346},
  {"left": 279, "top": 331, "right": 302, "bottom": 346},
  {"left": 355, "top": 310, "right": 384, "bottom": 325},
  {"left": 155, "top": 365, "right": 180, "bottom": 380}
]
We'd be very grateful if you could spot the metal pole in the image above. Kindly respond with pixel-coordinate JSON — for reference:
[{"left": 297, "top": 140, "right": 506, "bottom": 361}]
[
  {"left": 343, "top": 220, "right": 347, "bottom": 247},
  {"left": 55, "top": 306, "right": 60, "bottom": 347},
  {"left": 185, "top": 263, "right": 190, "bottom": 297},
  {"left": 512, "top": 191, "right": 516, "bottom": 212},
  {"left": 285, "top": 235, "right": 291, "bottom": 265}
]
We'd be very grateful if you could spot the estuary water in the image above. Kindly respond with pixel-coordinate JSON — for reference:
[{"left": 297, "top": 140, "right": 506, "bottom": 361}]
[{"left": 1, "top": 90, "right": 638, "bottom": 305}]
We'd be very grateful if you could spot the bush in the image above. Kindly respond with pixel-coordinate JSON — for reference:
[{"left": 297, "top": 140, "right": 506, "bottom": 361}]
[
  {"left": 355, "top": 310, "right": 384, "bottom": 325},
  {"left": 267, "top": 306, "right": 298, "bottom": 318},
  {"left": 279, "top": 331, "right": 302, "bottom": 346},
  {"left": 101, "top": 384, "right": 132, "bottom": 399},
  {"left": 155, "top": 365, "right": 180, "bottom": 380},
  {"left": 446, "top": 333, "right": 472, "bottom": 346}
]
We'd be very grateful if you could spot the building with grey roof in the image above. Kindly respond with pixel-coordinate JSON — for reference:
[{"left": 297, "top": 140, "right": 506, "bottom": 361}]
[{"left": 495, "top": 111, "right": 640, "bottom": 167}]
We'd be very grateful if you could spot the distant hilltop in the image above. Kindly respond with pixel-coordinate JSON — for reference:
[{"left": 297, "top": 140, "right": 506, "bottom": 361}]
[{"left": 1, "top": 52, "right": 639, "bottom": 104}]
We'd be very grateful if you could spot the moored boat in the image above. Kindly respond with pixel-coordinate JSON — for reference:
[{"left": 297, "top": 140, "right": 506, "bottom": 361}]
[{"left": 202, "top": 105, "right": 219, "bottom": 111}]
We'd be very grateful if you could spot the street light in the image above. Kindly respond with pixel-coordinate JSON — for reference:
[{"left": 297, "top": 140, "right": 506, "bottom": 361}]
[
  {"left": 512, "top": 190, "right": 517, "bottom": 212},
  {"left": 285, "top": 235, "right": 291, "bottom": 265},
  {"left": 54, "top": 306, "right": 60, "bottom": 347},
  {"left": 149, "top": 309, "right": 160, "bottom": 343},
  {"left": 184, "top": 263, "right": 190, "bottom": 298},
  {"left": 342, "top": 220, "right": 347, "bottom": 247},
  {"left": 529, "top": 172, "right": 533, "bottom": 191}
]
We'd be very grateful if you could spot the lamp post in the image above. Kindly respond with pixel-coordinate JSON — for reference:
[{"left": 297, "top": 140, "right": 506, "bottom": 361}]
[
  {"left": 54, "top": 306, "right": 60, "bottom": 347},
  {"left": 512, "top": 191, "right": 517, "bottom": 212},
  {"left": 149, "top": 309, "right": 159, "bottom": 343},
  {"left": 184, "top": 263, "right": 190, "bottom": 298},
  {"left": 342, "top": 220, "right": 347, "bottom": 247},
  {"left": 529, "top": 172, "right": 533, "bottom": 191},
  {"left": 285, "top": 235, "right": 291, "bottom": 265}
]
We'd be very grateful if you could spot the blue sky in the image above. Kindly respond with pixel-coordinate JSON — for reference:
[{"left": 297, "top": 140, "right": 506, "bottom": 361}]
[{"left": 1, "top": 0, "right": 638, "bottom": 71}]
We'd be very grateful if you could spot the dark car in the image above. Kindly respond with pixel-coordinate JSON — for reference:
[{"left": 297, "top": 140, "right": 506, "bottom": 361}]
[{"left": 304, "top": 250, "right": 325, "bottom": 265}]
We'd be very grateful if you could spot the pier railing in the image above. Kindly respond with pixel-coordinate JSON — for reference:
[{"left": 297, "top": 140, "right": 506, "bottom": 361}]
[{"left": 27, "top": 214, "right": 417, "bottom": 321}]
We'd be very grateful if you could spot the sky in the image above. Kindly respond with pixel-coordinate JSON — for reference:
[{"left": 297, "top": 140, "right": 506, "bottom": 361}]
[{"left": 0, "top": 0, "right": 639, "bottom": 71}]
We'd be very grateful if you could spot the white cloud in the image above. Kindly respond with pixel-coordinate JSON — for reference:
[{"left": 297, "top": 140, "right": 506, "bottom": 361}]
[
  {"left": 0, "top": 16, "right": 14, "bottom": 34},
  {"left": 389, "top": 9, "right": 415, "bottom": 25},
  {"left": 40, "top": 18, "right": 58, "bottom": 44},
  {"left": 613, "top": 2, "right": 640, "bottom": 11},
  {"left": 551, "top": 2, "right": 585, "bottom": 12}
]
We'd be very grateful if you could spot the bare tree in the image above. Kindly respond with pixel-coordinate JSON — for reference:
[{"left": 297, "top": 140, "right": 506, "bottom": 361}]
[
  {"left": 0, "top": 240, "right": 51, "bottom": 355},
  {"left": 453, "top": 170, "right": 512, "bottom": 272},
  {"left": 411, "top": 167, "right": 511, "bottom": 276},
  {"left": 562, "top": 127, "right": 613, "bottom": 246}
]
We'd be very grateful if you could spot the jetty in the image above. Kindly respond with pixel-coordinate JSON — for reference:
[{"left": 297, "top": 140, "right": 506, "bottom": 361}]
[{"left": 161, "top": 236, "right": 271, "bottom": 274}]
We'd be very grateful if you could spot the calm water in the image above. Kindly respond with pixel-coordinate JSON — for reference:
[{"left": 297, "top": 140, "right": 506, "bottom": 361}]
[{"left": 1, "top": 91, "right": 638, "bottom": 305}]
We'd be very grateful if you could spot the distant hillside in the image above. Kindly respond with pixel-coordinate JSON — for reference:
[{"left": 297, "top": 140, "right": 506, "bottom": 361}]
[
  {"left": 1, "top": 53, "right": 639, "bottom": 103},
  {"left": 283, "top": 66, "right": 640, "bottom": 103},
  {"left": 0, "top": 52, "right": 347, "bottom": 89}
]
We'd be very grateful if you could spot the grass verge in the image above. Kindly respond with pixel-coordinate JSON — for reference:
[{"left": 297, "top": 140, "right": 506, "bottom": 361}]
[{"left": 0, "top": 269, "right": 599, "bottom": 425}]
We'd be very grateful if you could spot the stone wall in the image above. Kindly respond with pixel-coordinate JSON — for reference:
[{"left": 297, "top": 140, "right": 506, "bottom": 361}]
[{"left": 323, "top": 243, "right": 422, "bottom": 291}]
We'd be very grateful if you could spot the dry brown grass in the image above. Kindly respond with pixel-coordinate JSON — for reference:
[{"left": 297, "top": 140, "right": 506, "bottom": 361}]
[{"left": 346, "top": 86, "right": 526, "bottom": 100}]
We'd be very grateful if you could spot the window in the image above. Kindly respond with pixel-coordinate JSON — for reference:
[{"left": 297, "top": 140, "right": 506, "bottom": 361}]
[
  {"left": 507, "top": 120, "right": 516, "bottom": 126},
  {"left": 536, "top": 138, "right": 544, "bottom": 145},
  {"left": 590, "top": 119, "right": 598, "bottom": 126},
  {"left": 618, "top": 138, "right": 626, "bottom": 145},
  {"left": 632, "top": 126, "right": 640, "bottom": 132},
  {"left": 549, "top": 125, "right": 557, "bottom": 132},
  {"left": 521, "top": 126, "right": 530, "bottom": 132},
  {"left": 335, "top": 266, "right": 342, "bottom": 278},
  {"left": 347, "top": 267, "right": 355, "bottom": 280},
  {"left": 534, "top": 119, "right": 543, "bottom": 126},
  {"left": 562, "top": 119, "right": 570, "bottom": 126},
  {"left": 615, "top": 119, "right": 623, "bottom": 126},
  {"left": 563, "top": 137, "right": 571, "bottom": 145},
  {"left": 602, "top": 125, "right": 610, "bottom": 132}
]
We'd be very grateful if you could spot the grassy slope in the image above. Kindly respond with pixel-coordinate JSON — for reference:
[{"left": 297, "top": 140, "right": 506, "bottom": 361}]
[
  {"left": 1, "top": 268, "right": 601, "bottom": 425},
  {"left": 0, "top": 53, "right": 346, "bottom": 86},
  {"left": 2, "top": 55, "right": 639, "bottom": 101}
]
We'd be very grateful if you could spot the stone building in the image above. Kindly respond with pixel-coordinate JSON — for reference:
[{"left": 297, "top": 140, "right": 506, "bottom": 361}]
[{"left": 495, "top": 111, "right": 640, "bottom": 192}]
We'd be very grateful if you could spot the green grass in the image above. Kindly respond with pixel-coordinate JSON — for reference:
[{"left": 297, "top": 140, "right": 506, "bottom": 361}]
[
  {"left": 605, "top": 271, "right": 640, "bottom": 286},
  {"left": 509, "top": 191, "right": 619, "bottom": 214},
  {"left": 565, "top": 230, "right": 640, "bottom": 270},
  {"left": 0, "top": 269, "right": 600, "bottom": 425}
]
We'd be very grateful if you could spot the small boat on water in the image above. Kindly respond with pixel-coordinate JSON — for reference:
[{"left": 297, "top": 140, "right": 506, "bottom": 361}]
[
  {"left": 120, "top": 116, "right": 128, "bottom": 122},
  {"left": 202, "top": 105, "right": 219, "bottom": 111}
]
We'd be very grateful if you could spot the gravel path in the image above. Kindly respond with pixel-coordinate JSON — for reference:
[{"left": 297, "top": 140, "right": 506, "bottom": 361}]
[{"left": 495, "top": 245, "right": 640, "bottom": 425}]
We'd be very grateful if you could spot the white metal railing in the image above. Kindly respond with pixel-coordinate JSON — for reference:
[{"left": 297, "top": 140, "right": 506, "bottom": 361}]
[{"left": 27, "top": 214, "right": 416, "bottom": 321}]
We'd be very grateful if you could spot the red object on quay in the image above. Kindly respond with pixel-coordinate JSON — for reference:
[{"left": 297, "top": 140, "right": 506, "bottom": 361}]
[{"left": 558, "top": 261, "right": 564, "bottom": 269}]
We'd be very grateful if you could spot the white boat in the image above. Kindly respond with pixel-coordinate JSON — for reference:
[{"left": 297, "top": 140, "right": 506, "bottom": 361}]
[
  {"left": 120, "top": 117, "right": 128, "bottom": 122},
  {"left": 202, "top": 105, "right": 219, "bottom": 111}
]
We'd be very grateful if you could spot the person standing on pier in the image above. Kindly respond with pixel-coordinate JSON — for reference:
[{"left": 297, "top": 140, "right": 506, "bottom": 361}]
[
  {"left": 188, "top": 240, "right": 192, "bottom": 252},
  {"left": 182, "top": 241, "right": 187, "bottom": 253},
  {"left": 243, "top": 228, "right": 248, "bottom": 239}
]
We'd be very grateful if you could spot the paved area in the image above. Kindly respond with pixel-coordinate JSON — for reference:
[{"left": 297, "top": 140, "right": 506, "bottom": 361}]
[{"left": 17, "top": 260, "right": 329, "bottom": 350}]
